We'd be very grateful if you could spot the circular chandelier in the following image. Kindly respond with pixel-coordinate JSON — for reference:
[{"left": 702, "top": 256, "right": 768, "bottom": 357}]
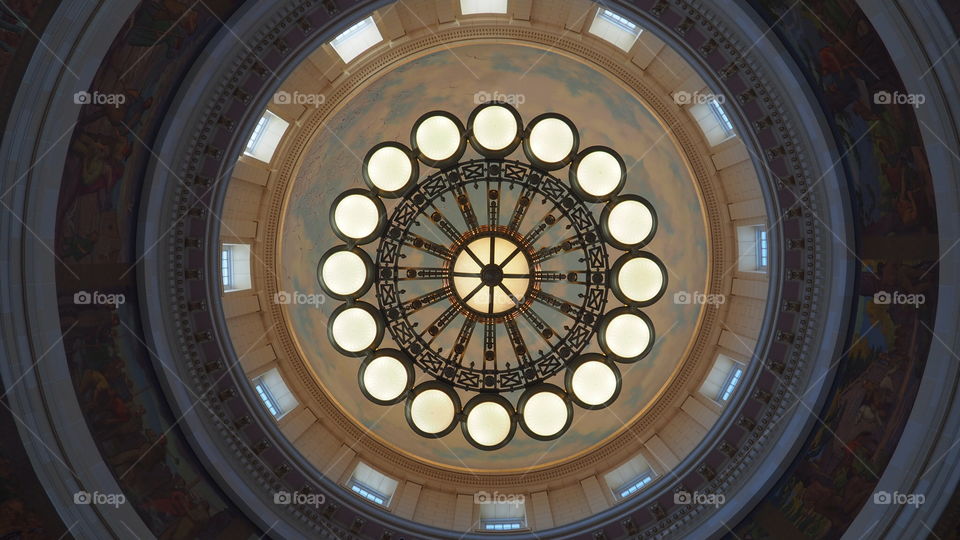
[{"left": 317, "top": 102, "right": 667, "bottom": 450}]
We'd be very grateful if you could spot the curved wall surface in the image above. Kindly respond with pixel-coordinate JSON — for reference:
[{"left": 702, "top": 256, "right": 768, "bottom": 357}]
[{"left": 0, "top": 0, "right": 958, "bottom": 539}]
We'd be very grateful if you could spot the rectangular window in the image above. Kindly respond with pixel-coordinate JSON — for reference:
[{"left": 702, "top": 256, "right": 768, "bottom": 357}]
[
  {"left": 709, "top": 98, "right": 735, "bottom": 138},
  {"left": 330, "top": 17, "right": 383, "bottom": 63},
  {"left": 221, "top": 246, "right": 233, "bottom": 288},
  {"left": 460, "top": 0, "right": 508, "bottom": 15},
  {"left": 756, "top": 228, "right": 768, "bottom": 269},
  {"left": 588, "top": 9, "right": 642, "bottom": 52},
  {"left": 700, "top": 354, "right": 745, "bottom": 405},
  {"left": 243, "top": 110, "right": 289, "bottom": 163},
  {"left": 604, "top": 454, "right": 656, "bottom": 500},
  {"left": 477, "top": 500, "right": 526, "bottom": 532},
  {"left": 251, "top": 368, "right": 298, "bottom": 419},
  {"left": 347, "top": 462, "right": 398, "bottom": 507},
  {"left": 718, "top": 367, "right": 744, "bottom": 402},
  {"left": 221, "top": 244, "right": 252, "bottom": 292}
]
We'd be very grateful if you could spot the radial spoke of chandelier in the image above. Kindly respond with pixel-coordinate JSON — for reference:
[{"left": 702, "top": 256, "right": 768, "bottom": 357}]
[
  {"left": 462, "top": 245, "right": 486, "bottom": 268},
  {"left": 450, "top": 317, "right": 476, "bottom": 364},
  {"left": 405, "top": 233, "right": 453, "bottom": 261},
  {"left": 532, "top": 235, "right": 581, "bottom": 265},
  {"left": 397, "top": 267, "right": 448, "bottom": 280},
  {"left": 506, "top": 187, "right": 534, "bottom": 233},
  {"left": 402, "top": 286, "right": 452, "bottom": 314},
  {"left": 498, "top": 244, "right": 525, "bottom": 268},
  {"left": 531, "top": 289, "right": 581, "bottom": 320},
  {"left": 461, "top": 281, "right": 487, "bottom": 303},
  {"left": 524, "top": 209, "right": 562, "bottom": 246},
  {"left": 422, "top": 205, "right": 463, "bottom": 245},
  {"left": 423, "top": 303, "right": 461, "bottom": 344},
  {"left": 486, "top": 181, "right": 500, "bottom": 227},
  {"left": 454, "top": 186, "right": 480, "bottom": 230}
]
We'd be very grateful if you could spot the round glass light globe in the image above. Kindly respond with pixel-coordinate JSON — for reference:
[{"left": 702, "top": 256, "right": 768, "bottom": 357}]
[
  {"left": 321, "top": 250, "right": 368, "bottom": 296},
  {"left": 575, "top": 150, "right": 622, "bottom": 197},
  {"left": 607, "top": 199, "right": 654, "bottom": 245},
  {"left": 528, "top": 118, "right": 575, "bottom": 163},
  {"left": 416, "top": 115, "right": 461, "bottom": 161},
  {"left": 366, "top": 146, "right": 413, "bottom": 192},
  {"left": 362, "top": 355, "right": 408, "bottom": 402},
  {"left": 473, "top": 106, "right": 518, "bottom": 151},
  {"left": 522, "top": 392, "right": 568, "bottom": 437},
  {"left": 466, "top": 401, "right": 512, "bottom": 446},
  {"left": 571, "top": 361, "right": 618, "bottom": 406},
  {"left": 617, "top": 257, "right": 664, "bottom": 303},
  {"left": 334, "top": 193, "right": 381, "bottom": 239},
  {"left": 604, "top": 313, "right": 652, "bottom": 359},
  {"left": 410, "top": 389, "right": 456, "bottom": 434},
  {"left": 330, "top": 307, "right": 377, "bottom": 352}
]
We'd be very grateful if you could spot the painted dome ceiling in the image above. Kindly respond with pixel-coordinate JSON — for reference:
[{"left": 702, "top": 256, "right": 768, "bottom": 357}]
[{"left": 280, "top": 43, "right": 708, "bottom": 469}]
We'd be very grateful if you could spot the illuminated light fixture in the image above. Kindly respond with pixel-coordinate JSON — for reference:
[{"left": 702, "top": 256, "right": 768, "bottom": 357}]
[
  {"left": 570, "top": 146, "right": 626, "bottom": 202},
  {"left": 467, "top": 102, "right": 523, "bottom": 158},
  {"left": 328, "top": 302, "right": 384, "bottom": 356},
  {"left": 358, "top": 349, "right": 414, "bottom": 405},
  {"left": 610, "top": 252, "right": 667, "bottom": 307},
  {"left": 405, "top": 382, "right": 461, "bottom": 437},
  {"left": 598, "top": 307, "right": 655, "bottom": 362},
  {"left": 411, "top": 111, "right": 466, "bottom": 168},
  {"left": 523, "top": 113, "right": 579, "bottom": 170},
  {"left": 462, "top": 394, "right": 517, "bottom": 450},
  {"left": 317, "top": 102, "right": 669, "bottom": 449},
  {"left": 330, "top": 189, "right": 386, "bottom": 244},
  {"left": 517, "top": 384, "right": 573, "bottom": 440},
  {"left": 601, "top": 194, "right": 657, "bottom": 249},
  {"left": 363, "top": 142, "right": 418, "bottom": 197},
  {"left": 566, "top": 354, "right": 621, "bottom": 409},
  {"left": 317, "top": 246, "right": 374, "bottom": 299}
]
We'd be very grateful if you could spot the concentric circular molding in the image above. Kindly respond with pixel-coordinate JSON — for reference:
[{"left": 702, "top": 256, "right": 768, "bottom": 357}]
[
  {"left": 317, "top": 104, "right": 667, "bottom": 449},
  {"left": 131, "top": 0, "right": 856, "bottom": 537}
]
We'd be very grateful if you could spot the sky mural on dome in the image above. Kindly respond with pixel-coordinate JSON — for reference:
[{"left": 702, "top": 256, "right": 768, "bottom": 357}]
[{"left": 279, "top": 43, "right": 709, "bottom": 470}]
